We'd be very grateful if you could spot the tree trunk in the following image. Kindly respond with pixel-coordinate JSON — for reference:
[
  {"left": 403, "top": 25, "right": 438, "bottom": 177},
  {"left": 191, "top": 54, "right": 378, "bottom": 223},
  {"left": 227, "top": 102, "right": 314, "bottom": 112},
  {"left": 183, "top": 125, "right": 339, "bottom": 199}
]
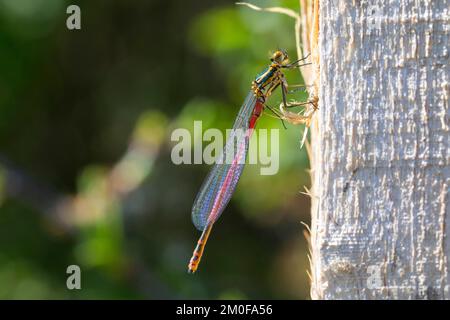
[{"left": 310, "top": 0, "right": 449, "bottom": 299}]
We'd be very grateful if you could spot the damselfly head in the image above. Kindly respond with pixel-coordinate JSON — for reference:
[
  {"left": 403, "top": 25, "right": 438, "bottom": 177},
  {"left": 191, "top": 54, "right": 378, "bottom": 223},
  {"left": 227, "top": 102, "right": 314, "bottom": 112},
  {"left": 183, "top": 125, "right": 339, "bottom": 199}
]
[{"left": 271, "top": 49, "right": 289, "bottom": 65}]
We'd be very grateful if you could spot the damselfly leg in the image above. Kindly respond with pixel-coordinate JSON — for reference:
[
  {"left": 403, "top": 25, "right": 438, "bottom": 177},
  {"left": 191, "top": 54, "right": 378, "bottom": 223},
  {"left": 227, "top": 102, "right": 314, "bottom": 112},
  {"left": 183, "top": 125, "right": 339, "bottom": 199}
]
[
  {"left": 282, "top": 53, "right": 311, "bottom": 69},
  {"left": 273, "top": 80, "right": 318, "bottom": 147},
  {"left": 287, "top": 84, "right": 314, "bottom": 94}
]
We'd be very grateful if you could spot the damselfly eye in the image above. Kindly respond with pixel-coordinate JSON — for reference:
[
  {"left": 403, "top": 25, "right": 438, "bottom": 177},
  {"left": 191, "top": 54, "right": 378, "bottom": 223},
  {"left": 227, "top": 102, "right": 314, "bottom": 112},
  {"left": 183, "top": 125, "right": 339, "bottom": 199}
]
[{"left": 271, "top": 50, "right": 289, "bottom": 64}]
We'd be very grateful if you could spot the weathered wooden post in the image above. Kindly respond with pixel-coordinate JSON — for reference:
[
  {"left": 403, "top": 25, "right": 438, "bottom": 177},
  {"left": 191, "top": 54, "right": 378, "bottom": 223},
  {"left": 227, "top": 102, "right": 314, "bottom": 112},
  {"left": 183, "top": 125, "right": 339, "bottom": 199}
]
[{"left": 310, "top": 0, "right": 449, "bottom": 299}]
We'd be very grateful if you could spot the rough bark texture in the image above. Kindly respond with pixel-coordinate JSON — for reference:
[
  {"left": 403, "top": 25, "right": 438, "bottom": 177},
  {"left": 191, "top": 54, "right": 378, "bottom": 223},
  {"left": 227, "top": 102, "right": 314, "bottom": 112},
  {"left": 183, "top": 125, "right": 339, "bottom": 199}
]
[{"left": 310, "top": 0, "right": 449, "bottom": 299}]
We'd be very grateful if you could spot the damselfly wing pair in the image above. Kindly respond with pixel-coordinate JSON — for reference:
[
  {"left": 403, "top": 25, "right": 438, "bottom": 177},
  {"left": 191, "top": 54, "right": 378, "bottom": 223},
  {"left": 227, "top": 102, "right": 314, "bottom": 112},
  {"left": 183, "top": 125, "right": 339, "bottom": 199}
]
[{"left": 188, "top": 50, "right": 316, "bottom": 273}]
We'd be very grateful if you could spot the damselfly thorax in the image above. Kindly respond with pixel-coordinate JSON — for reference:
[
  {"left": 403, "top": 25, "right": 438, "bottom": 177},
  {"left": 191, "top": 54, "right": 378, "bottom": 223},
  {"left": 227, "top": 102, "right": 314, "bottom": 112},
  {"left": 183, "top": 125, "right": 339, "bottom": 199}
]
[
  {"left": 252, "top": 50, "right": 290, "bottom": 101},
  {"left": 252, "top": 64, "right": 283, "bottom": 99}
]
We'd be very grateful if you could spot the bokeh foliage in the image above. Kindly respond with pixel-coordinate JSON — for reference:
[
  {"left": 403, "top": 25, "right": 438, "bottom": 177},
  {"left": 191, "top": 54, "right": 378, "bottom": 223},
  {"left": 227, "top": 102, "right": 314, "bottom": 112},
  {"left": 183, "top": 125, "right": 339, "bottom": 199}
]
[{"left": 0, "top": 0, "right": 311, "bottom": 299}]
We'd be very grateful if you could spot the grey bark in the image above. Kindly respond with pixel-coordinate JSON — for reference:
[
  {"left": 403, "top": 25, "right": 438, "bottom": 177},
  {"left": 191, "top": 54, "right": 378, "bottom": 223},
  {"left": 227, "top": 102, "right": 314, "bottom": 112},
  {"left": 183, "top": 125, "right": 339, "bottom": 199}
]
[{"left": 310, "top": 0, "right": 450, "bottom": 299}]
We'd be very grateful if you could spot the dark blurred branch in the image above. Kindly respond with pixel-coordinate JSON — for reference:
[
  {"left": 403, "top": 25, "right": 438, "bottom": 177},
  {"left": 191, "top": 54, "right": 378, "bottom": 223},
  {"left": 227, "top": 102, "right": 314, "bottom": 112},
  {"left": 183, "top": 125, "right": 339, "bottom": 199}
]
[
  {"left": 0, "top": 155, "right": 74, "bottom": 232},
  {"left": 0, "top": 111, "right": 172, "bottom": 298},
  {"left": 0, "top": 111, "right": 167, "bottom": 228}
]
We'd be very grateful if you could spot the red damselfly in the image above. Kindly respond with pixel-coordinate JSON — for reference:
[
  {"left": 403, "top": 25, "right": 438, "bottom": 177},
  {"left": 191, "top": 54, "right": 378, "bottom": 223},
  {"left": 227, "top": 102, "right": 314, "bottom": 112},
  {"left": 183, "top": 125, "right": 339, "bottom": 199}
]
[{"left": 188, "top": 50, "right": 310, "bottom": 273}]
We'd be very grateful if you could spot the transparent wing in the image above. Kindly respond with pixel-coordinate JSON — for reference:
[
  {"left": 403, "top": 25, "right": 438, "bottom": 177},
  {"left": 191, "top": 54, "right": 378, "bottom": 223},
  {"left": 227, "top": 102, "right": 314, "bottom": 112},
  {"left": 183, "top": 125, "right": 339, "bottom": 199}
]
[{"left": 191, "top": 92, "right": 257, "bottom": 231}]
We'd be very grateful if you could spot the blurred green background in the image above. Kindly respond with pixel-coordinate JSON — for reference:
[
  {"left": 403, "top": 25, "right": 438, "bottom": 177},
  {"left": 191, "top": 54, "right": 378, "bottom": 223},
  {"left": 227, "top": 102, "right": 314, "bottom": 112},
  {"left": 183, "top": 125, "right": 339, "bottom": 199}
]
[{"left": 0, "top": 0, "right": 311, "bottom": 299}]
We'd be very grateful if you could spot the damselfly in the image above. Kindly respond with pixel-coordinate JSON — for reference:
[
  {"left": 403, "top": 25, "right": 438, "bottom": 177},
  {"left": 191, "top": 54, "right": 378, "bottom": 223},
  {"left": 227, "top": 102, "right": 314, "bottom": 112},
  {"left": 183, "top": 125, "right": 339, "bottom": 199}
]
[{"left": 188, "top": 50, "right": 310, "bottom": 273}]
